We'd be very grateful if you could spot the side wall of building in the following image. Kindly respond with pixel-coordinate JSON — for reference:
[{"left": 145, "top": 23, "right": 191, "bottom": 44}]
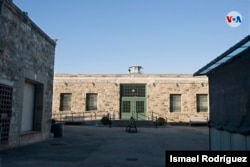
[
  {"left": 0, "top": 0, "right": 56, "bottom": 148},
  {"left": 209, "top": 49, "right": 250, "bottom": 150},
  {"left": 52, "top": 74, "right": 208, "bottom": 123}
]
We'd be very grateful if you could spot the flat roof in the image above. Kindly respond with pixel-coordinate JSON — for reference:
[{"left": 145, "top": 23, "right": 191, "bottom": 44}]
[
  {"left": 194, "top": 35, "right": 250, "bottom": 76},
  {"left": 54, "top": 73, "right": 206, "bottom": 78}
]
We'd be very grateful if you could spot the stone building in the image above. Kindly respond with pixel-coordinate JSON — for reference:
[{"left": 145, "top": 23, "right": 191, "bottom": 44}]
[
  {"left": 0, "top": 0, "right": 56, "bottom": 149},
  {"left": 52, "top": 70, "right": 208, "bottom": 124},
  {"left": 194, "top": 35, "right": 250, "bottom": 150}
]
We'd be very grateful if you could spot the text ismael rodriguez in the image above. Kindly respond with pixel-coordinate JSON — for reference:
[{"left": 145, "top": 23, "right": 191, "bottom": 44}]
[{"left": 165, "top": 151, "right": 250, "bottom": 167}]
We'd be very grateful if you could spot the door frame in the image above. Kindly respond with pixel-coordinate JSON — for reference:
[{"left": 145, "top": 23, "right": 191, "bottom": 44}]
[
  {"left": 120, "top": 83, "right": 147, "bottom": 120},
  {"left": 121, "top": 97, "right": 147, "bottom": 120}
]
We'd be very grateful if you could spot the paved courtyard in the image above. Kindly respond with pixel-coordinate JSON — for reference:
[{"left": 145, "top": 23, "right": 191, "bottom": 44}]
[{"left": 0, "top": 125, "right": 209, "bottom": 167}]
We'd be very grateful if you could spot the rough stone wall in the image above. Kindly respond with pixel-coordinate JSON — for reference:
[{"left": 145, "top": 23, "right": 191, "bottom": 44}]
[
  {"left": 0, "top": 0, "right": 56, "bottom": 148},
  {"left": 148, "top": 80, "right": 208, "bottom": 123},
  {"left": 53, "top": 74, "right": 208, "bottom": 123},
  {"left": 53, "top": 75, "right": 121, "bottom": 120}
]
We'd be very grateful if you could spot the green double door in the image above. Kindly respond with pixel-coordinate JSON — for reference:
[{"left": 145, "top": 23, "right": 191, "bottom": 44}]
[{"left": 121, "top": 97, "right": 146, "bottom": 120}]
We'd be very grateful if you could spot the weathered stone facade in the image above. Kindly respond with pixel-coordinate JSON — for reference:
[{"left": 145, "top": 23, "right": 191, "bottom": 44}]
[
  {"left": 0, "top": 0, "right": 56, "bottom": 149},
  {"left": 53, "top": 74, "right": 208, "bottom": 123}
]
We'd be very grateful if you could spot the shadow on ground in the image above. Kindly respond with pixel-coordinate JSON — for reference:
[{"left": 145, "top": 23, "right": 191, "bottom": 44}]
[{"left": 0, "top": 125, "right": 209, "bottom": 167}]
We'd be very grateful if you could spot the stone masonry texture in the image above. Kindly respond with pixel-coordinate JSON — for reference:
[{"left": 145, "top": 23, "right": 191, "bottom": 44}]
[
  {"left": 0, "top": 0, "right": 56, "bottom": 149},
  {"left": 53, "top": 74, "right": 208, "bottom": 123}
]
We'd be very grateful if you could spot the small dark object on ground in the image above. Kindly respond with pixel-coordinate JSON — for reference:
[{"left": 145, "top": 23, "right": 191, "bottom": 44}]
[
  {"left": 125, "top": 117, "right": 138, "bottom": 133},
  {"left": 155, "top": 117, "right": 166, "bottom": 126},
  {"left": 101, "top": 116, "right": 112, "bottom": 125}
]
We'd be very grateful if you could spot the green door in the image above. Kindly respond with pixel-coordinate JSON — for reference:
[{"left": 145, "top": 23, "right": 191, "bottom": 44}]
[{"left": 120, "top": 84, "right": 147, "bottom": 120}]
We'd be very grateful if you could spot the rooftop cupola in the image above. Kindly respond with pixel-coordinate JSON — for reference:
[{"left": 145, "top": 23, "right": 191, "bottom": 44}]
[{"left": 128, "top": 66, "right": 143, "bottom": 74}]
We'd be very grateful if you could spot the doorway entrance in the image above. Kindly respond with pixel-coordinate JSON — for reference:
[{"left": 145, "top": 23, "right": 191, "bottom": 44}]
[
  {"left": 21, "top": 82, "right": 36, "bottom": 132},
  {"left": 120, "top": 84, "right": 146, "bottom": 120}
]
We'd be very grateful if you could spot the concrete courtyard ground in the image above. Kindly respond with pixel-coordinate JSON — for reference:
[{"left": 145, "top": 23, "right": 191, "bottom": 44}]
[{"left": 0, "top": 125, "right": 209, "bottom": 167}]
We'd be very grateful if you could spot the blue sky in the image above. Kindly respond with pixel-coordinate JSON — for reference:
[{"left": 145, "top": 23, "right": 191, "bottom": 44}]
[{"left": 13, "top": 0, "right": 250, "bottom": 74}]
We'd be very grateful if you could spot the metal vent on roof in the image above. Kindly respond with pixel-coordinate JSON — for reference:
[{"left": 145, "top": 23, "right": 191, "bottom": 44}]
[{"left": 128, "top": 66, "right": 143, "bottom": 74}]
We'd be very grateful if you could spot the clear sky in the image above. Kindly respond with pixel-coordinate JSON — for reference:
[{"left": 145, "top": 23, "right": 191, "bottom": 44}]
[{"left": 13, "top": 0, "right": 250, "bottom": 74}]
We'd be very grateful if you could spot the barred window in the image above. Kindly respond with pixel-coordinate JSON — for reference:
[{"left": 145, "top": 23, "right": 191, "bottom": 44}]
[
  {"left": 86, "top": 93, "right": 97, "bottom": 111},
  {"left": 0, "top": 84, "right": 13, "bottom": 144},
  {"left": 197, "top": 94, "right": 208, "bottom": 112},
  {"left": 170, "top": 94, "right": 181, "bottom": 112},
  {"left": 120, "top": 84, "right": 146, "bottom": 97},
  {"left": 60, "top": 93, "right": 72, "bottom": 111},
  {"left": 136, "top": 101, "right": 144, "bottom": 113},
  {"left": 122, "top": 101, "right": 131, "bottom": 113}
]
